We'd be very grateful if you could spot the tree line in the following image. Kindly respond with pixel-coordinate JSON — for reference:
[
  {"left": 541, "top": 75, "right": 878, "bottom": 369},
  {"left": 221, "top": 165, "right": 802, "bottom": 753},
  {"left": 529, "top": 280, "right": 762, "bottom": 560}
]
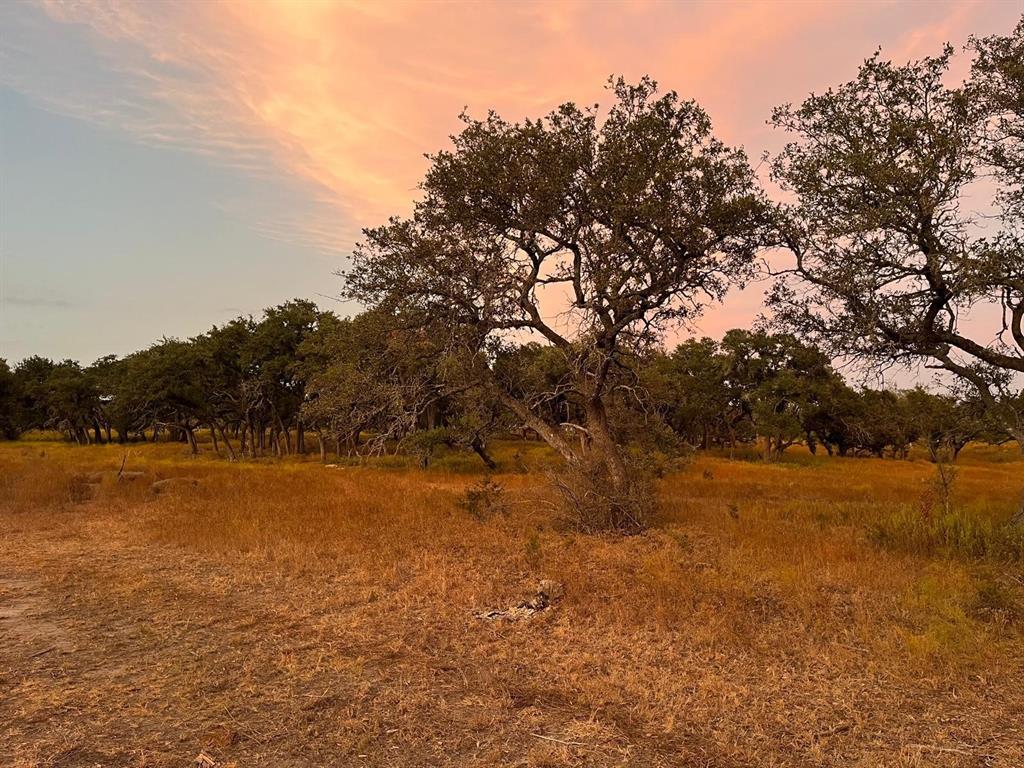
[
  {"left": 0, "top": 305, "right": 1017, "bottom": 467},
  {"left": 2, "top": 18, "right": 1020, "bottom": 530}
]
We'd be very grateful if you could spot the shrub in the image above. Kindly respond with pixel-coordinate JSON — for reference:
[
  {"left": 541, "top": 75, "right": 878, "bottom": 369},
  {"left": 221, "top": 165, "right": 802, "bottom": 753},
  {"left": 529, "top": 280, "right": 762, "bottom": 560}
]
[
  {"left": 548, "top": 456, "right": 653, "bottom": 535},
  {"left": 458, "top": 476, "right": 508, "bottom": 521},
  {"left": 402, "top": 428, "right": 452, "bottom": 468}
]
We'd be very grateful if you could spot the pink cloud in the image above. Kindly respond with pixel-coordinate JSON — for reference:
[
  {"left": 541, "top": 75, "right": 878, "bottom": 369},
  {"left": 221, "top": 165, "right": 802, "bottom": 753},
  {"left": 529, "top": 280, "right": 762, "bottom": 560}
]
[{"left": 12, "top": 0, "right": 1021, "bottom": 316}]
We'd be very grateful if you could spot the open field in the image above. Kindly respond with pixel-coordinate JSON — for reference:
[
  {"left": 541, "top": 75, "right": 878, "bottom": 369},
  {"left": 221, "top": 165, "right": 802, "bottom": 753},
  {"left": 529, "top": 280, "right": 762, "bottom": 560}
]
[{"left": 2, "top": 440, "right": 1023, "bottom": 767}]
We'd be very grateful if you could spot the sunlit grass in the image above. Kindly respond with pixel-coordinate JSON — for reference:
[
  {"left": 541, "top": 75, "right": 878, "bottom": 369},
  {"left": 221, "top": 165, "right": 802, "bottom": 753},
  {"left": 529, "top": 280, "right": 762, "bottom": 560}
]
[{"left": 2, "top": 437, "right": 1023, "bottom": 765}]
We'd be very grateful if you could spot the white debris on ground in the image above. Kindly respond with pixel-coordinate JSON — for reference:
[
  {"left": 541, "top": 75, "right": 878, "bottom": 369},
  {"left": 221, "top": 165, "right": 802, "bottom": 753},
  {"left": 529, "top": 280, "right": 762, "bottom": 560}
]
[{"left": 474, "top": 580, "right": 564, "bottom": 622}]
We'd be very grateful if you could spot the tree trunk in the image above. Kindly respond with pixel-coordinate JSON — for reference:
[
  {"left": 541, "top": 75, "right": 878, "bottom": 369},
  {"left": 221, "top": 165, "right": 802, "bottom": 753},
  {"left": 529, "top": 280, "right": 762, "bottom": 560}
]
[
  {"left": 584, "top": 399, "right": 628, "bottom": 493},
  {"left": 188, "top": 427, "right": 199, "bottom": 455},
  {"left": 489, "top": 384, "right": 578, "bottom": 465},
  {"left": 1011, "top": 427, "right": 1024, "bottom": 455},
  {"left": 470, "top": 436, "right": 497, "bottom": 470},
  {"left": 282, "top": 421, "right": 292, "bottom": 455},
  {"left": 217, "top": 423, "right": 237, "bottom": 462}
]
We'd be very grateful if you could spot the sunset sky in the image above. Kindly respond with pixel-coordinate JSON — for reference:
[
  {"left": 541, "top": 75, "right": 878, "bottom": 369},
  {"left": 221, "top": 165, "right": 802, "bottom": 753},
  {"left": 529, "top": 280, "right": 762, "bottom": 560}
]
[{"left": 1, "top": 0, "right": 1021, "bottom": 366}]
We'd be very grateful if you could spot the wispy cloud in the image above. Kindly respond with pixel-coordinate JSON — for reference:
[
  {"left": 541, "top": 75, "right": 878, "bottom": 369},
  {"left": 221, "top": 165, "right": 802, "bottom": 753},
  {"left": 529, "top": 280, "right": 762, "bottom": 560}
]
[
  {"left": 2, "top": 0, "right": 1017, "bottom": 262},
  {"left": 3, "top": 295, "right": 76, "bottom": 309}
]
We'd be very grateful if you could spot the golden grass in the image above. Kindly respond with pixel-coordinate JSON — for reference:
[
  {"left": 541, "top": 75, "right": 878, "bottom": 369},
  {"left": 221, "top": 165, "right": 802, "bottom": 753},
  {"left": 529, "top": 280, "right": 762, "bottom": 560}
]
[{"left": 1, "top": 439, "right": 1023, "bottom": 767}]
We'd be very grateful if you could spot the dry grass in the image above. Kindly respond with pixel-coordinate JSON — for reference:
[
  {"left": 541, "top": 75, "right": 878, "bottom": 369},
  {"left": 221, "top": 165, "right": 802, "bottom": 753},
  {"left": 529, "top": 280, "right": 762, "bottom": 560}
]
[{"left": 1, "top": 439, "right": 1023, "bottom": 767}]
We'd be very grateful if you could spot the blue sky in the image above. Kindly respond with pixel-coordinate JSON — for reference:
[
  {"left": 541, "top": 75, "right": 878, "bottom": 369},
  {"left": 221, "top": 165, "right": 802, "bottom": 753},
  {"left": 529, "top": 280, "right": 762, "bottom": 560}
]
[{"left": 0, "top": 87, "right": 352, "bottom": 364}]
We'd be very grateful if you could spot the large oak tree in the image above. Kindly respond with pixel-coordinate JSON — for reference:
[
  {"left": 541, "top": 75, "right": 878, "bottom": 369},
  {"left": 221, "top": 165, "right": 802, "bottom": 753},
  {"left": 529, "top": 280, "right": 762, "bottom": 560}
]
[{"left": 345, "top": 78, "right": 770, "bottom": 520}]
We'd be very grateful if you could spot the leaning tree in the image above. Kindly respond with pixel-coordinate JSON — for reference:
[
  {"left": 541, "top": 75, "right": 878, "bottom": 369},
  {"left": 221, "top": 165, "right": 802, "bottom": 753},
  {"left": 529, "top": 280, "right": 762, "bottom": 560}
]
[
  {"left": 768, "top": 20, "right": 1024, "bottom": 447},
  {"left": 345, "top": 77, "right": 770, "bottom": 528}
]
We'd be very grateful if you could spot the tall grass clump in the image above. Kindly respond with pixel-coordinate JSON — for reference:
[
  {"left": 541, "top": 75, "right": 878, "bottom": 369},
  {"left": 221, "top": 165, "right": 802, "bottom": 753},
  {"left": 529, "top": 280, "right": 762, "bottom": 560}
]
[
  {"left": 869, "top": 507, "right": 1024, "bottom": 562},
  {"left": 868, "top": 461, "right": 1024, "bottom": 562}
]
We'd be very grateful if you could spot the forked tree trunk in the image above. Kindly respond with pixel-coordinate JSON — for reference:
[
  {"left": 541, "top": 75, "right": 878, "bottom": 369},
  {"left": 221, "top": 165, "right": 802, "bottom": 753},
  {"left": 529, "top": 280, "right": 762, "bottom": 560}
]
[
  {"left": 216, "top": 423, "right": 237, "bottom": 461},
  {"left": 281, "top": 418, "right": 292, "bottom": 455}
]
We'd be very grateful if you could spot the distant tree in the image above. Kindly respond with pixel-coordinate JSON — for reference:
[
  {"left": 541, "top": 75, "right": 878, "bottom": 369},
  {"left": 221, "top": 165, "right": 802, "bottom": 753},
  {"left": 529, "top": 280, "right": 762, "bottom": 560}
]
[
  {"left": 302, "top": 309, "right": 438, "bottom": 457},
  {"left": 301, "top": 309, "right": 504, "bottom": 467},
  {"left": 241, "top": 299, "right": 326, "bottom": 456},
  {"left": 0, "top": 359, "right": 21, "bottom": 440},
  {"left": 641, "top": 339, "right": 732, "bottom": 449},
  {"left": 41, "top": 361, "right": 101, "bottom": 444},
  {"left": 851, "top": 390, "right": 917, "bottom": 459},
  {"left": 191, "top": 319, "right": 254, "bottom": 459},
  {"left": 12, "top": 356, "right": 56, "bottom": 434},
  {"left": 119, "top": 340, "right": 206, "bottom": 452},
  {"left": 86, "top": 354, "right": 123, "bottom": 443},
  {"left": 800, "top": 380, "right": 863, "bottom": 457},
  {"left": 717, "top": 330, "right": 842, "bottom": 458},
  {"left": 769, "top": 27, "right": 1024, "bottom": 448},
  {"left": 640, "top": 330, "right": 854, "bottom": 458},
  {"left": 904, "top": 387, "right": 987, "bottom": 462},
  {"left": 346, "top": 78, "right": 770, "bottom": 527}
]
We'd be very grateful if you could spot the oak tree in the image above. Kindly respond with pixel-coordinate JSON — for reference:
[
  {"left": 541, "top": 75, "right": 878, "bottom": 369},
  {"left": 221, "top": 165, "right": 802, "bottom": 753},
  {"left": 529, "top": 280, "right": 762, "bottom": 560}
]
[
  {"left": 769, "top": 24, "right": 1024, "bottom": 446},
  {"left": 346, "top": 78, "right": 770, "bottom": 528}
]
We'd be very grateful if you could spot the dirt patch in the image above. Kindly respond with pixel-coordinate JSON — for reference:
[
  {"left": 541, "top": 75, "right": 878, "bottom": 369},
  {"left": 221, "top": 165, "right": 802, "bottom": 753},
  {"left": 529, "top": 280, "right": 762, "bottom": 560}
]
[{"left": 0, "top": 575, "right": 73, "bottom": 655}]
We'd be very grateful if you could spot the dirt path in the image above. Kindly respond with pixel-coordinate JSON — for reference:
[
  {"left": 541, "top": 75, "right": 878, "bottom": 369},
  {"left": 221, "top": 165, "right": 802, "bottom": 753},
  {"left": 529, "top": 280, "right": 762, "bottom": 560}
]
[
  {"left": 2, "top": 511, "right": 604, "bottom": 768},
  {"left": 0, "top": 576, "right": 73, "bottom": 655}
]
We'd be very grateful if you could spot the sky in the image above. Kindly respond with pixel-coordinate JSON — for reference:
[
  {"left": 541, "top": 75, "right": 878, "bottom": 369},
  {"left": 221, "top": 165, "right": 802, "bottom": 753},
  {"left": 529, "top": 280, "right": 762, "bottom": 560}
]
[{"left": 1, "top": 0, "right": 1021, "bottom": 367}]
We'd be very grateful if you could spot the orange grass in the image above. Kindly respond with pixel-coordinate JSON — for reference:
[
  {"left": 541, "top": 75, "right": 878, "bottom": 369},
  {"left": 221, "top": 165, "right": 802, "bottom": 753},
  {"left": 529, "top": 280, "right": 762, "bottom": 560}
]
[{"left": 1, "top": 439, "right": 1023, "bottom": 767}]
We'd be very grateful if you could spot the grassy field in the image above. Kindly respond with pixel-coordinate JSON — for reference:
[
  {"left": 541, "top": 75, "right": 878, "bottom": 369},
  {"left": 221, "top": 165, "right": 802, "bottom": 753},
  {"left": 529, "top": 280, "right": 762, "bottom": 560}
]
[{"left": 1, "top": 439, "right": 1023, "bottom": 767}]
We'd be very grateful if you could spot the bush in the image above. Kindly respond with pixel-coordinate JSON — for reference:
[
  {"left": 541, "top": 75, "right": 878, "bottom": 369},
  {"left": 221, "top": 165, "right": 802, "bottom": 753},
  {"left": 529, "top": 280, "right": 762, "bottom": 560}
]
[
  {"left": 402, "top": 428, "right": 452, "bottom": 468},
  {"left": 548, "top": 456, "right": 653, "bottom": 535},
  {"left": 458, "top": 476, "right": 508, "bottom": 521}
]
